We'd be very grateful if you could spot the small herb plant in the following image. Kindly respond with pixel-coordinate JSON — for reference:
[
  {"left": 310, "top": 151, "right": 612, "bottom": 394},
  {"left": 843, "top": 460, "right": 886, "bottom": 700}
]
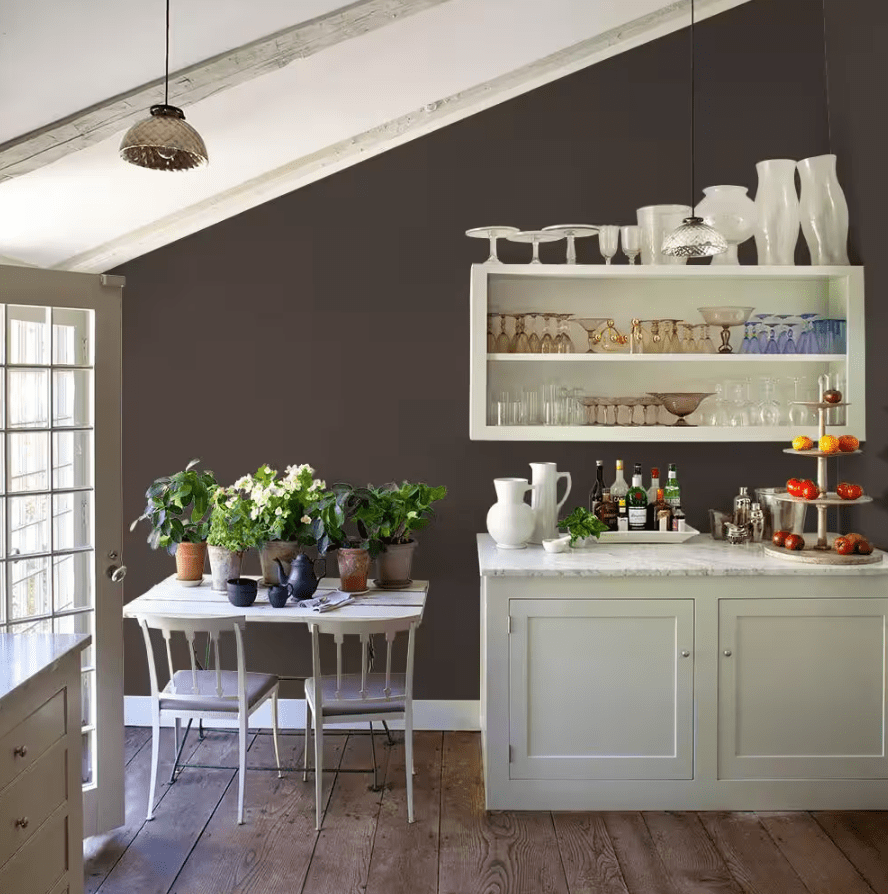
[
  {"left": 310, "top": 483, "right": 385, "bottom": 557},
  {"left": 374, "top": 481, "right": 447, "bottom": 545},
  {"left": 558, "top": 507, "right": 609, "bottom": 546},
  {"left": 131, "top": 459, "right": 218, "bottom": 549},
  {"left": 207, "top": 486, "right": 262, "bottom": 553}
]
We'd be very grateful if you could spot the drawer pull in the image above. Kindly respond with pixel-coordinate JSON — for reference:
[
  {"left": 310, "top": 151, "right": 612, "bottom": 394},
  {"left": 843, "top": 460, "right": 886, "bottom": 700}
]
[
  {"left": 14, "top": 817, "right": 29, "bottom": 829},
  {"left": 13, "top": 745, "right": 27, "bottom": 758}
]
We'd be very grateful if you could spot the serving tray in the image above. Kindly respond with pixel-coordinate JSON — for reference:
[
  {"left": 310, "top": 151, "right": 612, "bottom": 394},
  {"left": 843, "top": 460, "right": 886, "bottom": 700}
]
[{"left": 596, "top": 524, "right": 700, "bottom": 544}]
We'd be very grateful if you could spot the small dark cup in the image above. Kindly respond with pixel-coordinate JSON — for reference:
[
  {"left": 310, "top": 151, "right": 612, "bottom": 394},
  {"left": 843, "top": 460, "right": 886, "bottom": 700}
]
[
  {"left": 267, "top": 584, "right": 290, "bottom": 609},
  {"left": 227, "top": 577, "right": 258, "bottom": 607}
]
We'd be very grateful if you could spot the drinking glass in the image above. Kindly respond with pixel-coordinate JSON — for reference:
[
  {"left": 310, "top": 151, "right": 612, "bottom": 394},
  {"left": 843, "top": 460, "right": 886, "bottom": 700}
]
[
  {"left": 573, "top": 318, "right": 608, "bottom": 354},
  {"left": 662, "top": 320, "right": 682, "bottom": 354},
  {"left": 621, "top": 226, "right": 641, "bottom": 264},
  {"left": 647, "top": 320, "right": 664, "bottom": 354},
  {"left": 494, "top": 313, "right": 511, "bottom": 353},
  {"left": 756, "top": 376, "right": 783, "bottom": 425},
  {"left": 681, "top": 323, "right": 698, "bottom": 353},
  {"left": 522, "top": 388, "right": 541, "bottom": 425},
  {"left": 754, "top": 314, "right": 772, "bottom": 352},
  {"left": 764, "top": 320, "right": 780, "bottom": 354},
  {"left": 540, "top": 314, "right": 556, "bottom": 354},
  {"left": 487, "top": 314, "right": 497, "bottom": 353},
  {"left": 788, "top": 376, "right": 816, "bottom": 426},
  {"left": 598, "top": 226, "right": 620, "bottom": 264},
  {"left": 739, "top": 322, "right": 756, "bottom": 354},
  {"left": 727, "top": 379, "right": 752, "bottom": 426},
  {"left": 796, "top": 314, "right": 819, "bottom": 354},
  {"left": 701, "top": 325, "right": 717, "bottom": 354},
  {"left": 509, "top": 314, "right": 530, "bottom": 353},
  {"left": 527, "top": 312, "right": 542, "bottom": 354},
  {"left": 554, "top": 314, "right": 575, "bottom": 353}
]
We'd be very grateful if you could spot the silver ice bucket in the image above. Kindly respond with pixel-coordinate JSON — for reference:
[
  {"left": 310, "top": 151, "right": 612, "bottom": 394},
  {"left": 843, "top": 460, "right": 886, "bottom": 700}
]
[{"left": 755, "top": 487, "right": 807, "bottom": 539}]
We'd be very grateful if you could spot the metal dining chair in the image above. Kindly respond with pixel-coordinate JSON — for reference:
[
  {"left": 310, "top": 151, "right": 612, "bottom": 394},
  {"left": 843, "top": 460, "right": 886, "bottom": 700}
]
[
  {"left": 137, "top": 613, "right": 282, "bottom": 825},
  {"left": 303, "top": 616, "right": 418, "bottom": 830}
]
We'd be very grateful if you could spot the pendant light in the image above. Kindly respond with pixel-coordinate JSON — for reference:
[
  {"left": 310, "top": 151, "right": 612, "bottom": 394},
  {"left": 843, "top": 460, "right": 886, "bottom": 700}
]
[
  {"left": 119, "top": 0, "right": 208, "bottom": 171},
  {"left": 661, "top": 0, "right": 727, "bottom": 258}
]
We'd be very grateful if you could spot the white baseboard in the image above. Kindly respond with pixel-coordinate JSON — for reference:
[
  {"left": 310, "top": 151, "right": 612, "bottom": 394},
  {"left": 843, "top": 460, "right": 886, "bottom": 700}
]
[{"left": 124, "top": 696, "right": 480, "bottom": 731}]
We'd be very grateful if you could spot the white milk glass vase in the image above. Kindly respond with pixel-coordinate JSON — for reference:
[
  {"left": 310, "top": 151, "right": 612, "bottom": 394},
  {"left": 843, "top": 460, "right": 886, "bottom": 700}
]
[
  {"left": 754, "top": 159, "right": 800, "bottom": 265},
  {"left": 696, "top": 185, "right": 757, "bottom": 265},
  {"left": 797, "top": 154, "right": 850, "bottom": 265}
]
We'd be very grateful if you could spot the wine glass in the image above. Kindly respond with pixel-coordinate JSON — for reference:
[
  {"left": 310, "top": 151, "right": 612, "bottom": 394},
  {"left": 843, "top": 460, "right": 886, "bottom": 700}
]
[
  {"left": 701, "top": 325, "right": 717, "bottom": 354},
  {"left": 542, "top": 225, "right": 599, "bottom": 263},
  {"left": 540, "top": 314, "right": 556, "bottom": 353},
  {"left": 620, "top": 226, "right": 641, "bottom": 264},
  {"left": 527, "top": 312, "right": 542, "bottom": 354},
  {"left": 788, "top": 376, "right": 816, "bottom": 425},
  {"left": 756, "top": 376, "right": 783, "bottom": 425},
  {"left": 554, "top": 313, "right": 575, "bottom": 353},
  {"left": 494, "top": 313, "right": 511, "bottom": 353},
  {"left": 573, "top": 318, "right": 608, "bottom": 354},
  {"left": 509, "top": 314, "right": 530, "bottom": 353},
  {"left": 753, "top": 314, "right": 772, "bottom": 352},
  {"left": 680, "top": 323, "right": 697, "bottom": 353},
  {"left": 598, "top": 226, "right": 620, "bottom": 264},
  {"left": 506, "top": 230, "right": 564, "bottom": 264},
  {"left": 487, "top": 314, "right": 497, "bottom": 353},
  {"left": 465, "top": 226, "right": 519, "bottom": 263}
]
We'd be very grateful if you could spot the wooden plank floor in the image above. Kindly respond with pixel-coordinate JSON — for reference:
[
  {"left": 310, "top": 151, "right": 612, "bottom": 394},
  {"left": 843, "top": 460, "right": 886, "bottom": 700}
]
[{"left": 83, "top": 729, "right": 888, "bottom": 894}]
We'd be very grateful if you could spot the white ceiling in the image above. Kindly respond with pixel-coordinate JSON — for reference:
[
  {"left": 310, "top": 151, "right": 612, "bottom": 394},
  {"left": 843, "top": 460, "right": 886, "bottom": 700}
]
[{"left": 0, "top": 0, "right": 748, "bottom": 272}]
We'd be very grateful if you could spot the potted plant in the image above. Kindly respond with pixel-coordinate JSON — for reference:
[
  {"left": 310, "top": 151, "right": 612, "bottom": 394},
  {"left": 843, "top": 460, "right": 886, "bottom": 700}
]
[
  {"left": 232, "top": 463, "right": 326, "bottom": 583},
  {"left": 310, "top": 483, "right": 384, "bottom": 592},
  {"left": 131, "top": 459, "right": 217, "bottom": 582},
  {"left": 206, "top": 485, "right": 262, "bottom": 591},
  {"left": 557, "top": 507, "right": 608, "bottom": 547},
  {"left": 373, "top": 481, "right": 447, "bottom": 587}
]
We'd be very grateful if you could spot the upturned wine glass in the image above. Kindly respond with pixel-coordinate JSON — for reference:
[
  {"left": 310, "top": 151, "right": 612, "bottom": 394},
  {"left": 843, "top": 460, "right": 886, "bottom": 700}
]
[
  {"left": 494, "top": 313, "right": 511, "bottom": 353},
  {"left": 554, "top": 313, "right": 575, "bottom": 353},
  {"left": 527, "top": 312, "right": 542, "bottom": 353}
]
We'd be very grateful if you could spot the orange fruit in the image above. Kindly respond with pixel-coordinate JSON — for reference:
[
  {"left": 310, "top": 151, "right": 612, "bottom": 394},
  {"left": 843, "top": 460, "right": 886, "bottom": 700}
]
[
  {"left": 792, "top": 435, "right": 814, "bottom": 451},
  {"left": 838, "top": 435, "right": 859, "bottom": 452},
  {"left": 819, "top": 434, "right": 840, "bottom": 454}
]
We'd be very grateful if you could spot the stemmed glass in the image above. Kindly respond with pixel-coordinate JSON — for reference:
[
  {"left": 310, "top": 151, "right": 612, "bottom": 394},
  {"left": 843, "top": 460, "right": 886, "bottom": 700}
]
[
  {"left": 661, "top": 320, "right": 682, "bottom": 353},
  {"left": 788, "top": 376, "right": 816, "bottom": 425},
  {"left": 573, "top": 318, "right": 608, "bottom": 353},
  {"left": 554, "top": 314, "right": 575, "bottom": 353},
  {"left": 507, "top": 230, "right": 564, "bottom": 264},
  {"left": 527, "top": 313, "right": 542, "bottom": 354},
  {"left": 620, "top": 226, "right": 641, "bottom": 264},
  {"left": 763, "top": 320, "right": 780, "bottom": 354},
  {"left": 753, "top": 314, "right": 772, "bottom": 352},
  {"left": 541, "top": 225, "right": 599, "bottom": 263},
  {"left": 598, "top": 226, "right": 620, "bottom": 264},
  {"left": 594, "top": 319, "right": 629, "bottom": 353},
  {"left": 756, "top": 377, "right": 783, "bottom": 425},
  {"left": 540, "top": 314, "right": 557, "bottom": 353},
  {"left": 494, "top": 313, "right": 511, "bottom": 353},
  {"left": 465, "top": 226, "right": 519, "bottom": 263},
  {"left": 739, "top": 322, "right": 758, "bottom": 354},
  {"left": 680, "top": 323, "right": 697, "bottom": 353},
  {"left": 701, "top": 326, "right": 717, "bottom": 354},
  {"left": 509, "top": 314, "right": 530, "bottom": 353},
  {"left": 796, "top": 314, "right": 819, "bottom": 354},
  {"left": 487, "top": 314, "right": 497, "bottom": 353}
]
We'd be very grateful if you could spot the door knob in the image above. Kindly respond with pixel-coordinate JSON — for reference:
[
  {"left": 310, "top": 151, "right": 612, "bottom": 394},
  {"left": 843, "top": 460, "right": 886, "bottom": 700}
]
[
  {"left": 107, "top": 565, "right": 127, "bottom": 583},
  {"left": 723, "top": 649, "right": 732, "bottom": 657},
  {"left": 680, "top": 650, "right": 690, "bottom": 658}
]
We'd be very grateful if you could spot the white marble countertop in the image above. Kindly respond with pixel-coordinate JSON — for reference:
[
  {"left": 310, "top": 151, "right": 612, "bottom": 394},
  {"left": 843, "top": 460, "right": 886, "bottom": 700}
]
[
  {"left": 0, "top": 633, "right": 91, "bottom": 703},
  {"left": 477, "top": 533, "right": 888, "bottom": 577}
]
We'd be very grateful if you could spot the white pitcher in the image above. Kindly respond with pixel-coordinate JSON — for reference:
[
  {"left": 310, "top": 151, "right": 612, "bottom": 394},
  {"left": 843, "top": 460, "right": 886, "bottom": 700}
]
[
  {"left": 528, "top": 462, "right": 572, "bottom": 543},
  {"left": 486, "top": 478, "right": 538, "bottom": 549}
]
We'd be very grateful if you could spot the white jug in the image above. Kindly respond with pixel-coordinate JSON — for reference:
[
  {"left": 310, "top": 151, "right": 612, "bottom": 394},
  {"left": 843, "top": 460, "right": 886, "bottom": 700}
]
[
  {"left": 528, "top": 462, "right": 572, "bottom": 543},
  {"left": 486, "top": 478, "right": 538, "bottom": 549}
]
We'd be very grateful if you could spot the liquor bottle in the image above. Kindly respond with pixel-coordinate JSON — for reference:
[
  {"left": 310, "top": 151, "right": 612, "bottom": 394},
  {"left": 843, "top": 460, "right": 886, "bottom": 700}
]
[
  {"left": 588, "top": 460, "right": 605, "bottom": 514},
  {"left": 617, "top": 497, "right": 629, "bottom": 531},
  {"left": 610, "top": 459, "right": 629, "bottom": 501},
  {"left": 671, "top": 505, "right": 687, "bottom": 532},
  {"left": 646, "top": 467, "right": 661, "bottom": 505},
  {"left": 733, "top": 486, "right": 751, "bottom": 528},
  {"left": 647, "top": 487, "right": 672, "bottom": 531},
  {"left": 596, "top": 489, "right": 618, "bottom": 532},
  {"left": 627, "top": 463, "right": 648, "bottom": 531},
  {"left": 664, "top": 463, "right": 681, "bottom": 508}
]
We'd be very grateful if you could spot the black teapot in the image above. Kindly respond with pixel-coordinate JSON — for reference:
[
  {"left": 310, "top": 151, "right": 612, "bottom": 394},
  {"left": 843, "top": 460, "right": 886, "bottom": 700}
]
[{"left": 276, "top": 554, "right": 322, "bottom": 602}]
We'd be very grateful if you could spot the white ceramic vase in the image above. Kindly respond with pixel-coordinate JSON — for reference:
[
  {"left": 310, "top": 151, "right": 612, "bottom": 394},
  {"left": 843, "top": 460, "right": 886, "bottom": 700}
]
[
  {"left": 636, "top": 205, "right": 691, "bottom": 265},
  {"left": 797, "top": 154, "right": 850, "bottom": 265},
  {"left": 696, "top": 185, "right": 757, "bottom": 265},
  {"left": 486, "top": 478, "right": 538, "bottom": 549},
  {"left": 754, "top": 159, "right": 800, "bottom": 265}
]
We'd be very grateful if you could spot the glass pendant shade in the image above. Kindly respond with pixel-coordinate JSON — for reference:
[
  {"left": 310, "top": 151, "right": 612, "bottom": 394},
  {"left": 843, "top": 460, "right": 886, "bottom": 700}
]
[
  {"left": 119, "top": 104, "right": 208, "bottom": 171},
  {"left": 661, "top": 216, "right": 728, "bottom": 258}
]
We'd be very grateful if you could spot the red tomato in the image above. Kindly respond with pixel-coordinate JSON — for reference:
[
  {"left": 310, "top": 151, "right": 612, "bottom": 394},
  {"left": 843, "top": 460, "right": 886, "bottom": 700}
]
[
  {"left": 836, "top": 482, "right": 848, "bottom": 499},
  {"left": 772, "top": 530, "right": 789, "bottom": 547},
  {"left": 843, "top": 483, "right": 863, "bottom": 500},
  {"left": 857, "top": 539, "right": 874, "bottom": 555},
  {"left": 786, "top": 478, "right": 803, "bottom": 497},
  {"left": 784, "top": 533, "right": 806, "bottom": 551},
  {"left": 800, "top": 480, "right": 820, "bottom": 501},
  {"left": 834, "top": 536, "right": 854, "bottom": 555}
]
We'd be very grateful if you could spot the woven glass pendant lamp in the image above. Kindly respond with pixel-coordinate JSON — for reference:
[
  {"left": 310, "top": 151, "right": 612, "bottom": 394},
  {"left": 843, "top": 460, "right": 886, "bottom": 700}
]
[
  {"left": 661, "top": 0, "right": 726, "bottom": 258},
  {"left": 120, "top": 0, "right": 208, "bottom": 171}
]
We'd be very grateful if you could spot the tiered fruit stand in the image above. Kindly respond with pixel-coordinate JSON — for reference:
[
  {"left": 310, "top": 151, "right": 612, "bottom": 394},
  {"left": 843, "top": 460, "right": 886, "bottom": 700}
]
[{"left": 763, "top": 385, "right": 879, "bottom": 565}]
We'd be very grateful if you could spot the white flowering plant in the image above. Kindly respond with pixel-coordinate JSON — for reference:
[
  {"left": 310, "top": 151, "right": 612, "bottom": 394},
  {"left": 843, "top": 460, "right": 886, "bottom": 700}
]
[{"left": 232, "top": 463, "right": 326, "bottom": 546}]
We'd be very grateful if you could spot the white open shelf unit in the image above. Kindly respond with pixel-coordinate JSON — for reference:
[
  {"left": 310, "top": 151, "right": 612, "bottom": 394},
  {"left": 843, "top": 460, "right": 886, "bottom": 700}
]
[{"left": 469, "top": 265, "right": 865, "bottom": 442}]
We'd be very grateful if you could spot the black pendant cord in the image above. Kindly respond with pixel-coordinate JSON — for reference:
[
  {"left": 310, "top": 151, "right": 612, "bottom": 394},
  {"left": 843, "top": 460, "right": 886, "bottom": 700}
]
[
  {"left": 689, "top": 0, "right": 696, "bottom": 213},
  {"left": 164, "top": 0, "right": 171, "bottom": 106},
  {"left": 821, "top": 0, "right": 832, "bottom": 154}
]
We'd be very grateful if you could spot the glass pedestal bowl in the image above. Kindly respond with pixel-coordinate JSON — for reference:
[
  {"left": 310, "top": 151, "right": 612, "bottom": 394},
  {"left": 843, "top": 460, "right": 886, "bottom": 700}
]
[
  {"left": 647, "top": 392, "right": 716, "bottom": 426},
  {"left": 698, "top": 306, "right": 754, "bottom": 354}
]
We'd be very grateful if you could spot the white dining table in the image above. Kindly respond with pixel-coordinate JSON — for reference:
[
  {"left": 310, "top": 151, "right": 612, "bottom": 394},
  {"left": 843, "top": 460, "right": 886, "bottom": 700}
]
[{"left": 123, "top": 574, "right": 428, "bottom": 624}]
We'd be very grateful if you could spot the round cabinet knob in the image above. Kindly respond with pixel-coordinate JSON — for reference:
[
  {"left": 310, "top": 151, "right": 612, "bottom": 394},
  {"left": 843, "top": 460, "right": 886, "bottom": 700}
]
[
  {"left": 723, "top": 649, "right": 732, "bottom": 657},
  {"left": 107, "top": 565, "right": 127, "bottom": 583},
  {"left": 14, "top": 817, "right": 29, "bottom": 829},
  {"left": 13, "top": 745, "right": 27, "bottom": 758},
  {"left": 680, "top": 650, "right": 690, "bottom": 658}
]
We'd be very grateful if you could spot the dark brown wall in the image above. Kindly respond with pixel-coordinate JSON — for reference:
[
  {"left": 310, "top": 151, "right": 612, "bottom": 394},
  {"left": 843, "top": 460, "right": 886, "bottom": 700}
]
[{"left": 115, "top": 0, "right": 882, "bottom": 701}]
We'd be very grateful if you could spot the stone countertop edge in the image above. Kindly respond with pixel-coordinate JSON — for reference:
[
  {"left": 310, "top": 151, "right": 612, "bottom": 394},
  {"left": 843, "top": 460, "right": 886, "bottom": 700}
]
[
  {"left": 0, "top": 633, "right": 91, "bottom": 703},
  {"left": 476, "top": 534, "right": 888, "bottom": 577}
]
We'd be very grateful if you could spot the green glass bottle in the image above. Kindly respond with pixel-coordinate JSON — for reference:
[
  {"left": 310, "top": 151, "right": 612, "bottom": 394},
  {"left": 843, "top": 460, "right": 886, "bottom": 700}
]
[
  {"left": 627, "top": 462, "right": 648, "bottom": 531},
  {"left": 664, "top": 462, "right": 681, "bottom": 508}
]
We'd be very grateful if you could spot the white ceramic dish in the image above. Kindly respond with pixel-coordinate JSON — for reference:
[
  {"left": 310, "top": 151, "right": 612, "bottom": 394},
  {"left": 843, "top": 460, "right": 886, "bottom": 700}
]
[{"left": 542, "top": 536, "right": 571, "bottom": 553}]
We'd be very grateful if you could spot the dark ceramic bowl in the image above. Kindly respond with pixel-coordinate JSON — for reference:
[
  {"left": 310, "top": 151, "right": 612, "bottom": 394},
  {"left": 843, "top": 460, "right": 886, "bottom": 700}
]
[
  {"left": 267, "top": 584, "right": 290, "bottom": 608},
  {"left": 227, "top": 577, "right": 258, "bottom": 607}
]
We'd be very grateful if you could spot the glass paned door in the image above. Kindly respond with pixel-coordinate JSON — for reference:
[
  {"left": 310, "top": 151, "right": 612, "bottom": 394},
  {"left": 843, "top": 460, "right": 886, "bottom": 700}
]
[{"left": 0, "top": 267, "right": 123, "bottom": 837}]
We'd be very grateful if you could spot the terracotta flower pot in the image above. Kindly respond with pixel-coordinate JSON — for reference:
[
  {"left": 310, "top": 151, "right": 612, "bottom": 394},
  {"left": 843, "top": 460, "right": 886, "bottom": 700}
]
[
  {"left": 376, "top": 540, "right": 416, "bottom": 587},
  {"left": 337, "top": 547, "right": 371, "bottom": 593},
  {"left": 175, "top": 542, "right": 207, "bottom": 581},
  {"left": 258, "top": 540, "right": 300, "bottom": 584},
  {"left": 207, "top": 546, "right": 244, "bottom": 592}
]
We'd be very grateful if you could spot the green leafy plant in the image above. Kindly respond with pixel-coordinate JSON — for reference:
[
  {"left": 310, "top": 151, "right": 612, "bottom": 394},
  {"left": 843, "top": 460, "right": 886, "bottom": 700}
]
[
  {"left": 130, "top": 459, "right": 218, "bottom": 549},
  {"left": 557, "top": 507, "right": 609, "bottom": 546},
  {"left": 207, "top": 485, "right": 262, "bottom": 553},
  {"left": 374, "top": 481, "right": 447, "bottom": 545},
  {"left": 232, "top": 463, "right": 325, "bottom": 546},
  {"left": 310, "top": 483, "right": 385, "bottom": 557}
]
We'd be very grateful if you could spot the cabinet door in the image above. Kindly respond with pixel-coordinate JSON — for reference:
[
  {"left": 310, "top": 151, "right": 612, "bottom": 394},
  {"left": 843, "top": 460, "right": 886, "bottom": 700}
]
[
  {"left": 508, "top": 598, "right": 694, "bottom": 780},
  {"left": 719, "top": 598, "right": 888, "bottom": 779}
]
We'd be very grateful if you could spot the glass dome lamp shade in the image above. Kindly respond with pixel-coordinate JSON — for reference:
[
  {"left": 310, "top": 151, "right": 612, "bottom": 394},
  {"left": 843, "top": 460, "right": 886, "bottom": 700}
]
[
  {"left": 661, "top": 216, "right": 728, "bottom": 258},
  {"left": 119, "top": 104, "right": 208, "bottom": 171}
]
